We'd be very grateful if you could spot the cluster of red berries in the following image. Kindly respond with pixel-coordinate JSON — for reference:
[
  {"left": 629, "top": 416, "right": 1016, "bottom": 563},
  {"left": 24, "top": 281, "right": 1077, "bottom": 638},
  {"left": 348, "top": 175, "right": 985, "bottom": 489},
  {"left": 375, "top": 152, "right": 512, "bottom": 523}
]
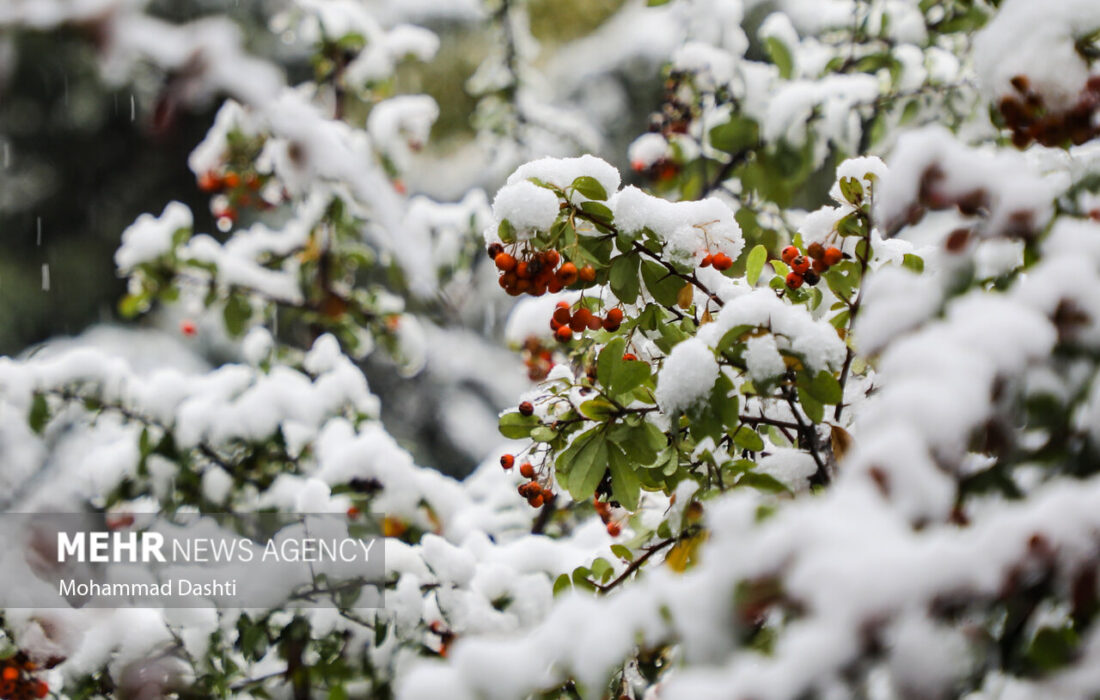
[
  {"left": 594, "top": 498, "right": 621, "bottom": 537},
  {"left": 489, "top": 243, "right": 595, "bottom": 297},
  {"left": 0, "top": 654, "right": 48, "bottom": 699},
  {"left": 521, "top": 337, "right": 555, "bottom": 381},
  {"left": 781, "top": 243, "right": 842, "bottom": 290},
  {"left": 550, "top": 302, "right": 623, "bottom": 343},
  {"left": 999, "top": 75, "right": 1100, "bottom": 148},
  {"left": 501, "top": 452, "right": 555, "bottom": 508},
  {"left": 699, "top": 251, "right": 734, "bottom": 271},
  {"left": 197, "top": 168, "right": 274, "bottom": 222}
]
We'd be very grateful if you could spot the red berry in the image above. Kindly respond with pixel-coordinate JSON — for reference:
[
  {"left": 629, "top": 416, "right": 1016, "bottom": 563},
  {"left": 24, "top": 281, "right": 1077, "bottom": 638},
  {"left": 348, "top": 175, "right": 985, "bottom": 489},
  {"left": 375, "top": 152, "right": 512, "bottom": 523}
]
[
  {"left": 806, "top": 242, "right": 825, "bottom": 260},
  {"left": 700, "top": 254, "right": 713, "bottom": 267},
  {"left": 34, "top": 680, "right": 48, "bottom": 698},
  {"left": 197, "top": 171, "right": 222, "bottom": 192},
  {"left": 544, "top": 250, "right": 560, "bottom": 267},
  {"left": 579, "top": 265, "right": 597, "bottom": 283},
  {"left": 622, "top": 353, "right": 637, "bottom": 361},
  {"left": 823, "top": 247, "right": 843, "bottom": 266},
  {"left": 606, "top": 522, "right": 622, "bottom": 537},
  {"left": 501, "top": 454, "right": 515, "bottom": 470},
  {"left": 785, "top": 272, "right": 804, "bottom": 289},
  {"left": 2, "top": 667, "right": 16, "bottom": 681},
  {"left": 495, "top": 252, "right": 517, "bottom": 272},
  {"left": 519, "top": 462, "right": 535, "bottom": 479},
  {"left": 812, "top": 258, "right": 828, "bottom": 273},
  {"left": 519, "top": 401, "right": 534, "bottom": 416},
  {"left": 555, "top": 325, "right": 573, "bottom": 343},
  {"left": 790, "top": 256, "right": 810, "bottom": 274},
  {"left": 571, "top": 308, "right": 592, "bottom": 332},
  {"left": 606, "top": 308, "right": 624, "bottom": 324},
  {"left": 781, "top": 245, "right": 799, "bottom": 264},
  {"left": 347, "top": 506, "right": 361, "bottom": 519},
  {"left": 557, "top": 262, "right": 579, "bottom": 285},
  {"left": 180, "top": 320, "right": 197, "bottom": 336},
  {"left": 487, "top": 243, "right": 504, "bottom": 259},
  {"left": 586, "top": 314, "right": 602, "bottom": 331},
  {"left": 223, "top": 171, "right": 240, "bottom": 188},
  {"left": 711, "top": 252, "right": 733, "bottom": 271},
  {"left": 529, "top": 494, "right": 544, "bottom": 508}
]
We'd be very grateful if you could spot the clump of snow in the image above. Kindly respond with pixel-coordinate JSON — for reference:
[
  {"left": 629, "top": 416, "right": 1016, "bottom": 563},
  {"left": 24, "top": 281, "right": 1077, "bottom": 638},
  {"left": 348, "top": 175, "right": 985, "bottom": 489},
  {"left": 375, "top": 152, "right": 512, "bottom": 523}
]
[
  {"left": 367, "top": 95, "right": 439, "bottom": 172},
  {"left": 611, "top": 186, "right": 743, "bottom": 264},
  {"left": 492, "top": 180, "right": 561, "bottom": 235},
  {"left": 745, "top": 334, "right": 785, "bottom": 383},
  {"left": 505, "top": 155, "right": 621, "bottom": 204},
  {"left": 628, "top": 133, "right": 670, "bottom": 171},
  {"left": 756, "top": 448, "right": 816, "bottom": 492},
  {"left": 973, "top": 0, "right": 1100, "bottom": 111},
  {"left": 655, "top": 338, "right": 719, "bottom": 413},
  {"left": 115, "top": 202, "right": 192, "bottom": 272}
]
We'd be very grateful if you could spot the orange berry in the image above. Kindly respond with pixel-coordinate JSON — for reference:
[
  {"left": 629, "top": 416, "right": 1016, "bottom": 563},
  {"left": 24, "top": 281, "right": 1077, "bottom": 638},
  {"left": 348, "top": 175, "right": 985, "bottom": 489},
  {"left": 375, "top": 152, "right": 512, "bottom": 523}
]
[
  {"left": 823, "top": 247, "right": 843, "bottom": 266},
  {"left": 700, "top": 254, "right": 713, "bottom": 267},
  {"left": 781, "top": 245, "right": 799, "bottom": 264},
  {"left": 501, "top": 454, "right": 515, "bottom": 470},
  {"left": 180, "top": 320, "right": 197, "bottom": 336},
  {"left": 519, "top": 401, "right": 534, "bottom": 416},
  {"left": 519, "top": 462, "right": 535, "bottom": 478},
  {"left": 622, "top": 353, "right": 637, "bottom": 361},
  {"left": 544, "top": 250, "right": 560, "bottom": 267},
  {"left": 529, "top": 494, "right": 544, "bottom": 508},
  {"left": 606, "top": 522, "right": 622, "bottom": 537},
  {"left": 495, "top": 252, "right": 517, "bottom": 272},
  {"left": 606, "top": 308, "right": 624, "bottom": 324},
  {"left": 555, "top": 325, "right": 573, "bottom": 342},
  {"left": 579, "top": 265, "right": 597, "bottom": 283},
  {"left": 34, "top": 680, "right": 48, "bottom": 698},
  {"left": 2, "top": 667, "right": 16, "bottom": 681},
  {"left": 785, "top": 272, "right": 804, "bottom": 289},
  {"left": 347, "top": 506, "right": 361, "bottom": 519},
  {"left": 602, "top": 316, "right": 621, "bottom": 332},
  {"left": 557, "top": 262, "right": 579, "bottom": 285},
  {"left": 571, "top": 308, "right": 592, "bottom": 332},
  {"left": 516, "top": 261, "right": 531, "bottom": 279},
  {"left": 791, "top": 256, "right": 810, "bottom": 274},
  {"left": 197, "top": 171, "right": 222, "bottom": 192},
  {"left": 711, "top": 252, "right": 733, "bottom": 271},
  {"left": 541, "top": 487, "right": 554, "bottom": 501},
  {"left": 223, "top": 172, "right": 240, "bottom": 188}
]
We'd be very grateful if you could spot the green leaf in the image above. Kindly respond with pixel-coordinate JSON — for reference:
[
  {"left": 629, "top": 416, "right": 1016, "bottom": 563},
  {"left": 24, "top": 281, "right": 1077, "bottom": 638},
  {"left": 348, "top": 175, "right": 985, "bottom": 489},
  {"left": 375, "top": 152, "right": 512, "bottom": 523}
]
[
  {"left": 709, "top": 116, "right": 759, "bottom": 154},
  {"left": 28, "top": 393, "right": 50, "bottom": 434},
  {"left": 902, "top": 253, "right": 924, "bottom": 273},
  {"left": 799, "top": 370, "right": 843, "bottom": 405},
  {"left": 556, "top": 428, "right": 609, "bottom": 501},
  {"left": 498, "top": 412, "right": 539, "bottom": 439},
  {"left": 590, "top": 557, "right": 614, "bottom": 583},
  {"left": 597, "top": 337, "right": 627, "bottom": 389},
  {"left": 223, "top": 294, "right": 252, "bottom": 337},
  {"left": 646, "top": 0, "right": 672, "bottom": 5},
  {"left": 610, "top": 544, "right": 634, "bottom": 561},
  {"left": 580, "top": 200, "right": 614, "bottom": 223},
  {"left": 732, "top": 425, "right": 765, "bottom": 452},
  {"left": 498, "top": 218, "right": 516, "bottom": 243},
  {"left": 1027, "top": 625, "right": 1078, "bottom": 671},
  {"left": 745, "top": 244, "right": 767, "bottom": 286},
  {"left": 553, "top": 573, "right": 572, "bottom": 596},
  {"left": 737, "top": 471, "right": 792, "bottom": 494},
  {"left": 329, "top": 686, "right": 350, "bottom": 700},
  {"left": 609, "top": 254, "right": 640, "bottom": 305},
  {"left": 764, "top": 37, "right": 794, "bottom": 79},
  {"left": 571, "top": 176, "right": 608, "bottom": 201},
  {"left": 641, "top": 260, "right": 683, "bottom": 307},
  {"left": 838, "top": 177, "right": 863, "bottom": 206},
  {"left": 608, "top": 444, "right": 641, "bottom": 510},
  {"left": 797, "top": 385, "right": 825, "bottom": 423},
  {"left": 611, "top": 360, "right": 650, "bottom": 399},
  {"left": 579, "top": 398, "right": 617, "bottom": 421},
  {"left": 530, "top": 426, "right": 556, "bottom": 443}
]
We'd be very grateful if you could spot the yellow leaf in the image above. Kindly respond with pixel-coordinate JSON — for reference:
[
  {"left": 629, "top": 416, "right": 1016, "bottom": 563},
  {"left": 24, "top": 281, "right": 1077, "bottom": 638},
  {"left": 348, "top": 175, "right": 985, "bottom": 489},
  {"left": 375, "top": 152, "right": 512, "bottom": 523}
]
[
  {"left": 666, "top": 530, "right": 708, "bottom": 573},
  {"left": 677, "top": 282, "right": 694, "bottom": 309},
  {"left": 830, "top": 424, "right": 853, "bottom": 463}
]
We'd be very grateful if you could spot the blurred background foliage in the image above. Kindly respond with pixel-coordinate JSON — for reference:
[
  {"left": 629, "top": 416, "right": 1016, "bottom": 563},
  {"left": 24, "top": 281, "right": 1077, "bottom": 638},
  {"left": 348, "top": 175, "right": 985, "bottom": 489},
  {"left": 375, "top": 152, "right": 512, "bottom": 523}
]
[{"left": 0, "top": 0, "right": 627, "bottom": 355}]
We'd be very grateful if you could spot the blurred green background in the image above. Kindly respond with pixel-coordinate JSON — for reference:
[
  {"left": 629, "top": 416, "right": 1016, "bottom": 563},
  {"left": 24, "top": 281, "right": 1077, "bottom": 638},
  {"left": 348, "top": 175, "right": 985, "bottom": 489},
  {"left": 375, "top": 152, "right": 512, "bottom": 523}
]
[{"left": 0, "top": 0, "right": 625, "bottom": 355}]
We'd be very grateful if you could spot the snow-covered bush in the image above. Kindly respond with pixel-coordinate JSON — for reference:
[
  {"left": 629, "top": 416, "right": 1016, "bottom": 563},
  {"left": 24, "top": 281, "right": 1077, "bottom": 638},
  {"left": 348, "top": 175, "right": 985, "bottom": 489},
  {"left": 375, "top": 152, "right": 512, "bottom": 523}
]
[{"left": 1, "top": 0, "right": 1100, "bottom": 698}]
